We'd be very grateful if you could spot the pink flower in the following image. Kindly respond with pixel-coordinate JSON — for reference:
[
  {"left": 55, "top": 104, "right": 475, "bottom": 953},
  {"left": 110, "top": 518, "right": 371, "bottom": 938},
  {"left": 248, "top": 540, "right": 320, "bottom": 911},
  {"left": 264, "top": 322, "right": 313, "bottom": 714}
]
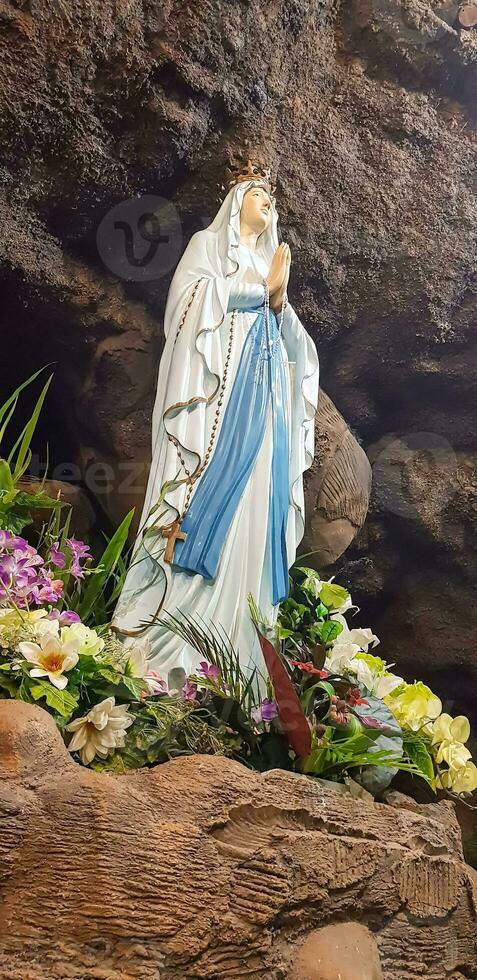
[
  {"left": 291, "top": 660, "right": 329, "bottom": 678},
  {"left": 198, "top": 661, "right": 221, "bottom": 682},
  {"left": 181, "top": 679, "right": 198, "bottom": 701},
  {"left": 48, "top": 609, "right": 81, "bottom": 625},
  {"left": 49, "top": 543, "right": 66, "bottom": 569},
  {"left": 146, "top": 671, "right": 168, "bottom": 696},
  {"left": 66, "top": 538, "right": 92, "bottom": 581}
]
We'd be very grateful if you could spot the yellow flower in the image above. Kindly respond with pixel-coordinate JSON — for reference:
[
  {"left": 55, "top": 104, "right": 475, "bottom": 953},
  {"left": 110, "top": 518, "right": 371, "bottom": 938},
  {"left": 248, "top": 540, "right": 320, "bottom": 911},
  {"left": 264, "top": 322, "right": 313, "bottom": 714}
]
[
  {"left": 61, "top": 623, "right": 105, "bottom": 657},
  {"left": 436, "top": 741, "right": 472, "bottom": 770},
  {"left": 431, "top": 713, "right": 470, "bottom": 747},
  {"left": 384, "top": 681, "right": 442, "bottom": 732},
  {"left": 439, "top": 762, "right": 477, "bottom": 795},
  {"left": 66, "top": 697, "right": 133, "bottom": 765},
  {"left": 18, "top": 634, "right": 79, "bottom": 690}
]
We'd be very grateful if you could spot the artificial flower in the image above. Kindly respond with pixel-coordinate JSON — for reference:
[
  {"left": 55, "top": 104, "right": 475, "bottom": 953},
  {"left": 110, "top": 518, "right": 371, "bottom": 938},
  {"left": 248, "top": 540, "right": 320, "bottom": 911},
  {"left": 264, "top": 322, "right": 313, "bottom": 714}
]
[
  {"left": 124, "top": 638, "right": 151, "bottom": 678},
  {"left": 65, "top": 538, "right": 92, "bottom": 580},
  {"left": 48, "top": 609, "right": 82, "bottom": 626},
  {"left": 328, "top": 695, "right": 351, "bottom": 726},
  {"left": 440, "top": 761, "right": 477, "bottom": 795},
  {"left": 346, "top": 686, "right": 368, "bottom": 707},
  {"left": 61, "top": 622, "right": 105, "bottom": 657},
  {"left": 291, "top": 660, "right": 328, "bottom": 677},
  {"left": 350, "top": 656, "right": 403, "bottom": 699},
  {"left": 18, "top": 633, "right": 79, "bottom": 689},
  {"left": 431, "top": 713, "right": 471, "bottom": 747},
  {"left": 145, "top": 671, "right": 168, "bottom": 695},
  {"left": 66, "top": 697, "right": 133, "bottom": 765},
  {"left": 436, "top": 740, "right": 472, "bottom": 770},
  {"left": 198, "top": 661, "right": 221, "bottom": 681},
  {"left": 384, "top": 681, "right": 442, "bottom": 732},
  {"left": 181, "top": 678, "right": 198, "bottom": 701},
  {"left": 252, "top": 698, "right": 279, "bottom": 724},
  {"left": 49, "top": 543, "right": 66, "bottom": 569}
]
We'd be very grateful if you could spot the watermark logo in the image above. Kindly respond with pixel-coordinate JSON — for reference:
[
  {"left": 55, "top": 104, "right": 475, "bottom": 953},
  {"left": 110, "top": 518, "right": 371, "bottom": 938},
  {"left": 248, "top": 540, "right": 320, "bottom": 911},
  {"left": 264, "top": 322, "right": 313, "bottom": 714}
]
[
  {"left": 97, "top": 195, "right": 183, "bottom": 282},
  {"left": 373, "top": 431, "right": 458, "bottom": 520}
]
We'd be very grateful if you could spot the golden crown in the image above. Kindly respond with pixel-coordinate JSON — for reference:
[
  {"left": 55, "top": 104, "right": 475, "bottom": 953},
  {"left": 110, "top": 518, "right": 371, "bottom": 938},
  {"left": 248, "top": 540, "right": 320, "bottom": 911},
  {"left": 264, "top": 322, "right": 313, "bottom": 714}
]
[{"left": 227, "top": 159, "right": 276, "bottom": 198}]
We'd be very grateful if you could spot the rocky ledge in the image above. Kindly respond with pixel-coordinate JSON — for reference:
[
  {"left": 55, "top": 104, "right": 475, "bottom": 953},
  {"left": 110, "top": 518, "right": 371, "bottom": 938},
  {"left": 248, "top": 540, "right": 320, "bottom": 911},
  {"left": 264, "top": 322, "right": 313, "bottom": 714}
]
[{"left": 0, "top": 701, "right": 476, "bottom": 979}]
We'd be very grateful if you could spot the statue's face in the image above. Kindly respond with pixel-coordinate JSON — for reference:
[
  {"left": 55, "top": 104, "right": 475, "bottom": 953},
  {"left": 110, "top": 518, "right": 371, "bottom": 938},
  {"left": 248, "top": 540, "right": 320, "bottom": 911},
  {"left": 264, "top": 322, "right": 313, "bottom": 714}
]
[{"left": 241, "top": 185, "right": 272, "bottom": 234}]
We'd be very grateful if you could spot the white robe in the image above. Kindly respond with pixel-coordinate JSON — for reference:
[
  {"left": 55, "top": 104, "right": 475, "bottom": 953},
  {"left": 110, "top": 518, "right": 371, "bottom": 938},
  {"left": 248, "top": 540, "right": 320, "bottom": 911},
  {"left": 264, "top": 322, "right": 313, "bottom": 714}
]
[{"left": 112, "top": 184, "right": 319, "bottom": 681}]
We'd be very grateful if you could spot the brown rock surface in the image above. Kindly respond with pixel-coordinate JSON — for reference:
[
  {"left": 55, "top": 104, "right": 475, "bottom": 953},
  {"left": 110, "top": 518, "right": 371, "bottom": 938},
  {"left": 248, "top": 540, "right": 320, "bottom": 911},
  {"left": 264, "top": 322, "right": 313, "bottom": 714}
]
[
  {"left": 0, "top": 3, "right": 476, "bottom": 713},
  {"left": 303, "top": 391, "right": 372, "bottom": 566},
  {"left": 288, "top": 922, "right": 383, "bottom": 980},
  {"left": 0, "top": 700, "right": 476, "bottom": 979}
]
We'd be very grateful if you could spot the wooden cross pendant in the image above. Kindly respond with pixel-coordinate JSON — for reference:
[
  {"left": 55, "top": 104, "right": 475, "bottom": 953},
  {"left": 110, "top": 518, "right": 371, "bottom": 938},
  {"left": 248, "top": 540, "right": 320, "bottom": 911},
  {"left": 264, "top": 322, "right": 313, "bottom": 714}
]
[{"left": 161, "top": 521, "right": 187, "bottom": 564}]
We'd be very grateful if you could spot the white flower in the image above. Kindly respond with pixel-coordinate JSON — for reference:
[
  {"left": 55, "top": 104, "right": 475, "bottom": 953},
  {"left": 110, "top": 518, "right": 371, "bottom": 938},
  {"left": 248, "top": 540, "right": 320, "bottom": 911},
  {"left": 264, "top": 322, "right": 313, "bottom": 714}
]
[
  {"left": 61, "top": 623, "right": 105, "bottom": 657},
  {"left": 325, "top": 642, "right": 362, "bottom": 673},
  {"left": 331, "top": 614, "right": 380, "bottom": 652},
  {"left": 348, "top": 658, "right": 403, "bottom": 698},
  {"left": 125, "top": 638, "right": 151, "bottom": 678},
  {"left": 18, "top": 634, "right": 79, "bottom": 689},
  {"left": 33, "top": 616, "right": 60, "bottom": 641},
  {"left": 66, "top": 697, "right": 133, "bottom": 765}
]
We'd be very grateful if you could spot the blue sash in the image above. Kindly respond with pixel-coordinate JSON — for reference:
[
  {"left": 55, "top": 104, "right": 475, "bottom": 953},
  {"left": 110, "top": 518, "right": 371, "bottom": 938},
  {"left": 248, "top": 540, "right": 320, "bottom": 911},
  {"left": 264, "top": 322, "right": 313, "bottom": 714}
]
[{"left": 172, "top": 307, "right": 289, "bottom": 605}]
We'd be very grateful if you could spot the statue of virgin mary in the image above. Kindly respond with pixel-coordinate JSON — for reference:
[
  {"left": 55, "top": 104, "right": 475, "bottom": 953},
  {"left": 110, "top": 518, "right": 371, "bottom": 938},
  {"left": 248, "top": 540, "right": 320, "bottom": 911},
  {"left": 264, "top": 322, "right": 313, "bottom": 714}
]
[{"left": 112, "top": 161, "right": 319, "bottom": 679}]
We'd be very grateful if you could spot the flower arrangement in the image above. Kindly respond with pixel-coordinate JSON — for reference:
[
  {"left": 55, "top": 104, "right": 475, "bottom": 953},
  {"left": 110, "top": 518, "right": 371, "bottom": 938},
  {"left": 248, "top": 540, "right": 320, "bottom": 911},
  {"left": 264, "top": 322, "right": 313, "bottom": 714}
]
[{"left": 0, "top": 372, "right": 476, "bottom": 801}]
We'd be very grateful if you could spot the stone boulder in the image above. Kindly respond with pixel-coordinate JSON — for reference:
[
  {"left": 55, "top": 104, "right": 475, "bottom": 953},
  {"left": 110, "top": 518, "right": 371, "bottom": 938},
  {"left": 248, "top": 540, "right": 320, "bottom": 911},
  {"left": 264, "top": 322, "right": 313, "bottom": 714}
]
[{"left": 0, "top": 700, "right": 476, "bottom": 979}]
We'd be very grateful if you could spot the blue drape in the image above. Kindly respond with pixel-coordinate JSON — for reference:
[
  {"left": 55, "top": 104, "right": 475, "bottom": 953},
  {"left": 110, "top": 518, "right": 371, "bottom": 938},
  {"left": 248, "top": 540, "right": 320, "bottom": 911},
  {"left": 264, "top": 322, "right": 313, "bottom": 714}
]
[{"left": 173, "top": 307, "right": 290, "bottom": 605}]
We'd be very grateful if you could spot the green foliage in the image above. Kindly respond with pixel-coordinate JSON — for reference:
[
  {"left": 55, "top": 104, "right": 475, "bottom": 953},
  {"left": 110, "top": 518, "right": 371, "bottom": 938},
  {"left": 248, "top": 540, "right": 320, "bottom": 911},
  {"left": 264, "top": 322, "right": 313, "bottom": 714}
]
[
  {"left": 278, "top": 567, "right": 344, "bottom": 656},
  {"left": 74, "top": 509, "right": 135, "bottom": 625},
  {"left": 29, "top": 679, "right": 79, "bottom": 718},
  {"left": 162, "top": 612, "right": 262, "bottom": 715},
  {"left": 0, "top": 369, "right": 63, "bottom": 531}
]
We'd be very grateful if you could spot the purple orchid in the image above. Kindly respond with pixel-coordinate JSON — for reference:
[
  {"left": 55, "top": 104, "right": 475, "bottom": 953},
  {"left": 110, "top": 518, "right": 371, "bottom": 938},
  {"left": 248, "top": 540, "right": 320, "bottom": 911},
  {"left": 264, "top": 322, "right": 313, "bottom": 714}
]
[
  {"left": 0, "top": 531, "right": 30, "bottom": 551},
  {"left": 49, "top": 542, "right": 66, "bottom": 569},
  {"left": 48, "top": 608, "right": 81, "bottom": 625},
  {"left": 251, "top": 698, "right": 279, "bottom": 725},
  {"left": 181, "top": 679, "right": 198, "bottom": 701},
  {"left": 65, "top": 538, "right": 92, "bottom": 581},
  {"left": 198, "top": 661, "right": 221, "bottom": 682}
]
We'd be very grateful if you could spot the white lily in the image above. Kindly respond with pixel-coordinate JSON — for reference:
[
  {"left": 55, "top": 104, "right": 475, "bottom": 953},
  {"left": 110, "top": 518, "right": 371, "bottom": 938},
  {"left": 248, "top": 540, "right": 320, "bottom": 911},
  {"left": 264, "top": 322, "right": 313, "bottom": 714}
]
[
  {"left": 18, "top": 634, "right": 79, "bottom": 689},
  {"left": 125, "top": 638, "right": 151, "bottom": 678},
  {"left": 66, "top": 696, "right": 133, "bottom": 765},
  {"left": 325, "top": 642, "right": 362, "bottom": 673},
  {"left": 331, "top": 614, "right": 380, "bottom": 651}
]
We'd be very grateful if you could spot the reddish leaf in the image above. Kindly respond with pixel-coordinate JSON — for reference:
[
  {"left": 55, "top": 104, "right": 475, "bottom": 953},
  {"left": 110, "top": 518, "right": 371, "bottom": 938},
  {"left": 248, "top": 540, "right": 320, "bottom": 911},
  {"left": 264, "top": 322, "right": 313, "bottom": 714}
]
[{"left": 254, "top": 624, "right": 312, "bottom": 758}]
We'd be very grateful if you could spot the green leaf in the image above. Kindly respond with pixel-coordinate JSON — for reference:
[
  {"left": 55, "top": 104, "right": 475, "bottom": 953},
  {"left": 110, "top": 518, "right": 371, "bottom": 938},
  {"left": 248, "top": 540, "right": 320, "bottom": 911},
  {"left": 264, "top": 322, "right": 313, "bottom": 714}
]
[
  {"left": 403, "top": 736, "right": 436, "bottom": 785},
  {"left": 75, "top": 509, "right": 135, "bottom": 623},
  {"left": 298, "top": 568, "right": 322, "bottom": 598},
  {"left": 319, "top": 583, "right": 350, "bottom": 611},
  {"left": 8, "top": 375, "right": 53, "bottom": 484},
  {"left": 0, "top": 460, "right": 14, "bottom": 493},
  {"left": 120, "top": 675, "right": 147, "bottom": 699},
  {"left": 0, "top": 366, "right": 51, "bottom": 442},
  {"left": 314, "top": 621, "right": 343, "bottom": 646},
  {"left": 29, "top": 679, "right": 78, "bottom": 718},
  {"left": 13, "top": 490, "right": 64, "bottom": 510},
  {"left": 0, "top": 674, "right": 18, "bottom": 697}
]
